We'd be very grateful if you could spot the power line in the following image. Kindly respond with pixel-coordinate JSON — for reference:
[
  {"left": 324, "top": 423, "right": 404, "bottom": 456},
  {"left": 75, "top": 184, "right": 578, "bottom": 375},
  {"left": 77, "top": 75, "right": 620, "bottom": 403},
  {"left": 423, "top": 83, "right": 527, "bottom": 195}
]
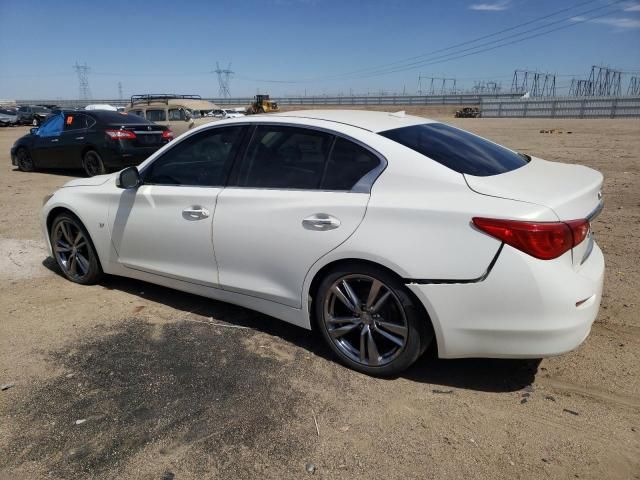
[{"left": 236, "top": 0, "right": 625, "bottom": 84}]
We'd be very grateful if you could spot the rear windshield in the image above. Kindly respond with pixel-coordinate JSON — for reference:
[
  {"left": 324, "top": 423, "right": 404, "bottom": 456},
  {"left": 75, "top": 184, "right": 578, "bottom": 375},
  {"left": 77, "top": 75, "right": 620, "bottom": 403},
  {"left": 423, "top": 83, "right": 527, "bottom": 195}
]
[
  {"left": 379, "top": 123, "right": 528, "bottom": 177},
  {"left": 96, "top": 111, "right": 151, "bottom": 124}
]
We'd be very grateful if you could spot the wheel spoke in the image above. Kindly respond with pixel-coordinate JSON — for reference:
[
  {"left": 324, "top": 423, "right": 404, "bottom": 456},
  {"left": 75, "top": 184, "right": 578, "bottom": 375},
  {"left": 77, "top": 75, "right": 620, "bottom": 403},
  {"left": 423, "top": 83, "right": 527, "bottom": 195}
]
[
  {"left": 376, "top": 320, "right": 408, "bottom": 338},
  {"left": 59, "top": 222, "right": 73, "bottom": 244},
  {"left": 332, "top": 285, "right": 357, "bottom": 313},
  {"left": 327, "top": 315, "right": 359, "bottom": 325},
  {"left": 366, "top": 279, "right": 383, "bottom": 309},
  {"left": 68, "top": 254, "right": 78, "bottom": 275},
  {"left": 54, "top": 240, "right": 72, "bottom": 253},
  {"left": 328, "top": 323, "right": 360, "bottom": 339},
  {"left": 367, "top": 328, "right": 380, "bottom": 366},
  {"left": 341, "top": 280, "right": 362, "bottom": 313},
  {"left": 375, "top": 327, "right": 405, "bottom": 348},
  {"left": 75, "top": 253, "right": 89, "bottom": 275},
  {"left": 359, "top": 325, "right": 368, "bottom": 362},
  {"left": 371, "top": 291, "right": 391, "bottom": 313},
  {"left": 73, "top": 230, "right": 83, "bottom": 246},
  {"left": 75, "top": 239, "right": 87, "bottom": 250}
]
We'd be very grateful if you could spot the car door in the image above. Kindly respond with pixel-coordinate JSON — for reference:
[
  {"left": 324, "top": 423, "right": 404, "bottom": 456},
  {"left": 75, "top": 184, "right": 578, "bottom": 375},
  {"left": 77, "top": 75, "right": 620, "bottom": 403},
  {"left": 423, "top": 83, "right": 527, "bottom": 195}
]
[
  {"left": 58, "top": 113, "right": 91, "bottom": 168},
  {"left": 32, "top": 114, "right": 64, "bottom": 167},
  {"left": 213, "top": 124, "right": 382, "bottom": 308},
  {"left": 108, "top": 125, "right": 246, "bottom": 286}
]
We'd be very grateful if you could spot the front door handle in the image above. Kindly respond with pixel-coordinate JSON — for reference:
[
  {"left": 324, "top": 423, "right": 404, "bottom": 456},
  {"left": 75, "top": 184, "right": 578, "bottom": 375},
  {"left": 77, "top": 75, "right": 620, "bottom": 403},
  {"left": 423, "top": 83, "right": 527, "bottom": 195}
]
[
  {"left": 302, "top": 214, "right": 341, "bottom": 231},
  {"left": 50, "top": 138, "right": 59, "bottom": 143},
  {"left": 182, "top": 206, "right": 210, "bottom": 220},
  {"left": 75, "top": 136, "right": 85, "bottom": 140}
]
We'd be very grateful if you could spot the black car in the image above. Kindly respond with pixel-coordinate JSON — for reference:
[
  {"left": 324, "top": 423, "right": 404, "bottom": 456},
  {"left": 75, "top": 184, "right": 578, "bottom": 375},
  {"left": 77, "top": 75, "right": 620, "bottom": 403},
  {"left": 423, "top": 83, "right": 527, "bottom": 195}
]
[
  {"left": 11, "top": 110, "right": 173, "bottom": 176},
  {"left": 17, "top": 105, "right": 52, "bottom": 126}
]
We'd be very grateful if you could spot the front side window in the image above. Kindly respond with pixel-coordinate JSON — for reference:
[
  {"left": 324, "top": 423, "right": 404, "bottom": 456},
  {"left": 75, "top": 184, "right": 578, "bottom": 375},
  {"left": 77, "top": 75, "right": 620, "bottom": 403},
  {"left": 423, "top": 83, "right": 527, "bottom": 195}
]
[
  {"left": 379, "top": 123, "right": 528, "bottom": 177},
  {"left": 237, "top": 125, "right": 333, "bottom": 189},
  {"left": 143, "top": 126, "right": 244, "bottom": 187},
  {"left": 145, "top": 109, "right": 166, "bottom": 122},
  {"left": 37, "top": 114, "right": 63, "bottom": 137}
]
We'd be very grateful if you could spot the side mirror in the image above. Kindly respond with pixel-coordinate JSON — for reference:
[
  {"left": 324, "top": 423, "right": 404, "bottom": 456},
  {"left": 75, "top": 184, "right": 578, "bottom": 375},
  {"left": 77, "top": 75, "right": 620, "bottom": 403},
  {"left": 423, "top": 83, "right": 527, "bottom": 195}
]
[
  {"left": 30, "top": 127, "right": 39, "bottom": 135},
  {"left": 116, "top": 166, "right": 141, "bottom": 189}
]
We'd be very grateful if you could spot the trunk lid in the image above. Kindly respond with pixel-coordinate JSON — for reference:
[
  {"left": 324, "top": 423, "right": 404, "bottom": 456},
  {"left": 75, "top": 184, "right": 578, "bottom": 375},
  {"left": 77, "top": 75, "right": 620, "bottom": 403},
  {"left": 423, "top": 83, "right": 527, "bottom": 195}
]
[
  {"left": 465, "top": 157, "right": 603, "bottom": 266},
  {"left": 109, "top": 123, "right": 167, "bottom": 147}
]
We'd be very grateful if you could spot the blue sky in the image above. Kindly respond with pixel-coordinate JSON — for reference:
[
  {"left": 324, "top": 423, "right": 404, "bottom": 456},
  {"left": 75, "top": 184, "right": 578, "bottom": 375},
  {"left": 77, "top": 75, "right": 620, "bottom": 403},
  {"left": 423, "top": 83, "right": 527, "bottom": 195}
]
[{"left": 0, "top": 0, "right": 639, "bottom": 99}]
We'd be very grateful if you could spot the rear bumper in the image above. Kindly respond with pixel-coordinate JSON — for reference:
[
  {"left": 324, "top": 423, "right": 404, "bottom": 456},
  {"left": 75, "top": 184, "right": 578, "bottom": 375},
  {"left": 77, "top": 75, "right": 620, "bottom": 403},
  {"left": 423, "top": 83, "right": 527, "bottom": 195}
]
[{"left": 408, "top": 242, "right": 604, "bottom": 359}]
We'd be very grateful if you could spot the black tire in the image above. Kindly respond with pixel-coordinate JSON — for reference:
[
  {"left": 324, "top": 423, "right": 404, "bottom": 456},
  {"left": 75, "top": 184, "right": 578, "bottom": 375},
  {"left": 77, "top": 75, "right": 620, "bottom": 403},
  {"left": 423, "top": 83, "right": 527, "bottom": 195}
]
[
  {"left": 82, "top": 150, "right": 107, "bottom": 177},
  {"left": 314, "top": 263, "right": 432, "bottom": 376},
  {"left": 16, "top": 147, "right": 35, "bottom": 172},
  {"left": 50, "top": 212, "right": 103, "bottom": 285}
]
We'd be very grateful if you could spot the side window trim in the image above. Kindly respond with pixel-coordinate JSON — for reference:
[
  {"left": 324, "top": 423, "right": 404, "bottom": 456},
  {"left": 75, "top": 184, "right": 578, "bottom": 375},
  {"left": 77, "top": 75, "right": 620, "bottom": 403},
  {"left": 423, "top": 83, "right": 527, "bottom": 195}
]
[{"left": 227, "top": 122, "right": 387, "bottom": 193}]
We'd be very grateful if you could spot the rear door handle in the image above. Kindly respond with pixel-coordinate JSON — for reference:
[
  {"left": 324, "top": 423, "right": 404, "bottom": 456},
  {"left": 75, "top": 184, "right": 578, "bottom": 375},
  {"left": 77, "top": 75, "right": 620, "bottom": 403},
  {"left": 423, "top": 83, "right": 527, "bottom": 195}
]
[
  {"left": 75, "top": 136, "right": 85, "bottom": 140},
  {"left": 50, "top": 138, "right": 59, "bottom": 143},
  {"left": 302, "top": 214, "right": 341, "bottom": 231},
  {"left": 182, "top": 206, "right": 210, "bottom": 220}
]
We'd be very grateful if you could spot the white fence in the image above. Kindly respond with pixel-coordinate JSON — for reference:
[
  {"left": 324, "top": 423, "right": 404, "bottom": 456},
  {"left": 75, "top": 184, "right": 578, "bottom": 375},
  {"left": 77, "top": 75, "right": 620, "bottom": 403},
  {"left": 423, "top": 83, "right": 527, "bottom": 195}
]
[{"left": 481, "top": 97, "right": 640, "bottom": 118}]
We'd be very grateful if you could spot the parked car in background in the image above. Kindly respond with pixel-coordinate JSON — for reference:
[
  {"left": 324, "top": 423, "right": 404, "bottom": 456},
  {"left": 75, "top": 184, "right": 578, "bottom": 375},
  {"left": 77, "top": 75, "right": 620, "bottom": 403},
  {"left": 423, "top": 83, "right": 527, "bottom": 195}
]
[
  {"left": 39, "top": 110, "right": 604, "bottom": 376},
  {"left": 11, "top": 110, "right": 172, "bottom": 176},
  {"left": 85, "top": 104, "right": 118, "bottom": 111},
  {"left": 125, "top": 94, "right": 219, "bottom": 137},
  {"left": 211, "top": 108, "right": 246, "bottom": 119},
  {"left": 0, "top": 108, "right": 18, "bottom": 126},
  {"left": 17, "top": 105, "right": 51, "bottom": 125}
]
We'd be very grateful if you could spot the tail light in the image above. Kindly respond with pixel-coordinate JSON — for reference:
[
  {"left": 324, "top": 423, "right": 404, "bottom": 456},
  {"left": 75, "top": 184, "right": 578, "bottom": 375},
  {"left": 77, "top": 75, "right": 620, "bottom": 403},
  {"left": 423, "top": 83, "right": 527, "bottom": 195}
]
[
  {"left": 105, "top": 129, "right": 136, "bottom": 140},
  {"left": 472, "top": 217, "right": 589, "bottom": 260},
  {"left": 162, "top": 129, "right": 173, "bottom": 140}
]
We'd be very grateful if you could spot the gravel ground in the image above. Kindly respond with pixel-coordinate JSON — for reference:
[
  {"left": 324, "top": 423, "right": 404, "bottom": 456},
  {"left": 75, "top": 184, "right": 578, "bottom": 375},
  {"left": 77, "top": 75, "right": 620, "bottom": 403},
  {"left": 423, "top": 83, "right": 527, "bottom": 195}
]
[{"left": 0, "top": 112, "right": 638, "bottom": 479}]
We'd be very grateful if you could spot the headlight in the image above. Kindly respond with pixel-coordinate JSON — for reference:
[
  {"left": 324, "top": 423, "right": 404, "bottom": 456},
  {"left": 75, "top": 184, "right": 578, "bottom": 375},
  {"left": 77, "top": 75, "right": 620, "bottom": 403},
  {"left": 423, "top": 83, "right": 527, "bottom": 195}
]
[{"left": 42, "top": 193, "right": 53, "bottom": 206}]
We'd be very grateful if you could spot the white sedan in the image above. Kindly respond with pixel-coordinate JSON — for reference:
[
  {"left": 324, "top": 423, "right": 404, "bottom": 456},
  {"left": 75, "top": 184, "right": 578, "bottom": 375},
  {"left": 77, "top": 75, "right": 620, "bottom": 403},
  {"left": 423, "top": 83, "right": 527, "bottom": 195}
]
[{"left": 41, "top": 110, "right": 605, "bottom": 376}]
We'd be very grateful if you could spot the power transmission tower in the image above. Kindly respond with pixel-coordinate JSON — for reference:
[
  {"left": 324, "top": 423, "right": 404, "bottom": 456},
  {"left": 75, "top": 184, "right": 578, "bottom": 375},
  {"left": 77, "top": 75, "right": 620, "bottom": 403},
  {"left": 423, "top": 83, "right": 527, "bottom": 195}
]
[
  {"left": 73, "top": 62, "right": 91, "bottom": 100},
  {"left": 511, "top": 70, "right": 555, "bottom": 97},
  {"left": 588, "top": 65, "right": 622, "bottom": 96},
  {"left": 118, "top": 81, "right": 123, "bottom": 100},
  {"left": 628, "top": 76, "right": 640, "bottom": 96},
  {"left": 214, "top": 62, "right": 234, "bottom": 98},
  {"left": 417, "top": 74, "right": 456, "bottom": 95}
]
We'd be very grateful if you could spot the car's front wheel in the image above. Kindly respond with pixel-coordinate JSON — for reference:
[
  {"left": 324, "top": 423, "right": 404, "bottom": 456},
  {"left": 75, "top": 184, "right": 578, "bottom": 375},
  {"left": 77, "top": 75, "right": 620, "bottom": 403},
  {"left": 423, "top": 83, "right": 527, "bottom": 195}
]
[
  {"left": 50, "top": 213, "right": 103, "bottom": 285},
  {"left": 82, "top": 150, "right": 106, "bottom": 177},
  {"left": 315, "top": 264, "right": 431, "bottom": 376}
]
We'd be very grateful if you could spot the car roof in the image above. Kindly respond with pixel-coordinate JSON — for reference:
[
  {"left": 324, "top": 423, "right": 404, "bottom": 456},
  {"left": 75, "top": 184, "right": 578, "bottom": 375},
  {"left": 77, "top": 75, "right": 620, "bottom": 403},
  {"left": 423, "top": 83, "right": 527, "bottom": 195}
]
[{"left": 272, "top": 109, "right": 436, "bottom": 133}]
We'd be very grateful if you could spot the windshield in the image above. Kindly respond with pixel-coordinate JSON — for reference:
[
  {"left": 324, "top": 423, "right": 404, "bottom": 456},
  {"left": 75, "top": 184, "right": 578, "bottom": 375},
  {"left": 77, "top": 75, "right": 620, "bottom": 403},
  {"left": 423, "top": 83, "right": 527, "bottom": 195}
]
[
  {"left": 98, "top": 111, "right": 152, "bottom": 124},
  {"left": 379, "top": 123, "right": 529, "bottom": 177}
]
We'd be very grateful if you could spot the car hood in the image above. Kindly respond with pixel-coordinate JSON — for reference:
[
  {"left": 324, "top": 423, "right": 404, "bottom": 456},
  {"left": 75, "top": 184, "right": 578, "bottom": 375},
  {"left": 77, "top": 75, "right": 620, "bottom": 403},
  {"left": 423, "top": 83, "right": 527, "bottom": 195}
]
[{"left": 63, "top": 173, "right": 114, "bottom": 188}]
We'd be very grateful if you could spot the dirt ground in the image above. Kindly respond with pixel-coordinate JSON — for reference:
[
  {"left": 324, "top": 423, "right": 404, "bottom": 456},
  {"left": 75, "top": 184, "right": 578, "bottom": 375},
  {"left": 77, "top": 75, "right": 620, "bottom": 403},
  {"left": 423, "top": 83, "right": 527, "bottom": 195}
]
[{"left": 0, "top": 110, "right": 639, "bottom": 480}]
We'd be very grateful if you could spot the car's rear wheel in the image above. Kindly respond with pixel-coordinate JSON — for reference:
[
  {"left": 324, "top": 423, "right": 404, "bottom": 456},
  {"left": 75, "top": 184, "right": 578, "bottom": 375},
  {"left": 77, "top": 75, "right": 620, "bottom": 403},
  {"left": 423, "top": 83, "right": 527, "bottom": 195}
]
[
  {"left": 315, "top": 264, "right": 431, "bottom": 376},
  {"left": 16, "top": 148, "right": 35, "bottom": 172},
  {"left": 82, "top": 150, "right": 106, "bottom": 177},
  {"left": 50, "top": 213, "right": 103, "bottom": 285}
]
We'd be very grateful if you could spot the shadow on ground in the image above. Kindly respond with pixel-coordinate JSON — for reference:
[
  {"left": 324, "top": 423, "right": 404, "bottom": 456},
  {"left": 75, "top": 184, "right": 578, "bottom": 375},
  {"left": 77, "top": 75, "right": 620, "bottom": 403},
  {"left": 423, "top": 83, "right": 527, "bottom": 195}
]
[
  {"left": 3, "top": 318, "right": 311, "bottom": 478},
  {"left": 44, "top": 258, "right": 540, "bottom": 394}
]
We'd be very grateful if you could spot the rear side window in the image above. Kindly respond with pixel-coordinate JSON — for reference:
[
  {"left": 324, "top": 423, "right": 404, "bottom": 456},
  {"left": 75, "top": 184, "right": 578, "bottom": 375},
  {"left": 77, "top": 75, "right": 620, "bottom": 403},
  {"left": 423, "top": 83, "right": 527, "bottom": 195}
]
[
  {"left": 143, "top": 126, "right": 244, "bottom": 187},
  {"left": 168, "top": 108, "right": 185, "bottom": 121},
  {"left": 237, "top": 126, "right": 333, "bottom": 189},
  {"left": 379, "top": 123, "right": 528, "bottom": 177},
  {"left": 64, "top": 113, "right": 89, "bottom": 130},
  {"left": 321, "top": 138, "right": 380, "bottom": 190},
  {"left": 146, "top": 109, "right": 166, "bottom": 122}
]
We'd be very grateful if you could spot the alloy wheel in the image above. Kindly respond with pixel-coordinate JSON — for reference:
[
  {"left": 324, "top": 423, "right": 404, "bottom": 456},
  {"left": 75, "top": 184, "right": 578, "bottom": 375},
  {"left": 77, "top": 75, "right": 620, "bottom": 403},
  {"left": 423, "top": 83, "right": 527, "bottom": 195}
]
[
  {"left": 323, "top": 274, "right": 408, "bottom": 367},
  {"left": 52, "top": 219, "right": 92, "bottom": 280}
]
